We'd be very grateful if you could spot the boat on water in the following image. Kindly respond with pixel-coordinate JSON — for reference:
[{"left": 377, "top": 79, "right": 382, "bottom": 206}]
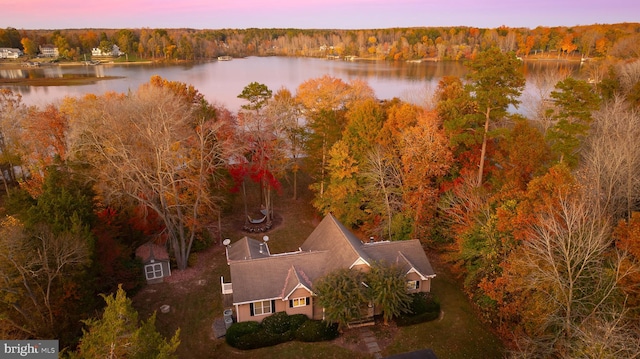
[{"left": 217, "top": 56, "right": 232, "bottom": 61}]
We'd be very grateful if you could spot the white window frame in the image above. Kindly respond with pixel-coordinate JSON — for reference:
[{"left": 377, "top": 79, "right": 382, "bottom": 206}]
[
  {"left": 406, "top": 280, "right": 420, "bottom": 291},
  {"left": 145, "top": 263, "right": 163, "bottom": 280},
  {"left": 253, "top": 300, "right": 272, "bottom": 316},
  {"left": 291, "top": 297, "right": 307, "bottom": 308}
]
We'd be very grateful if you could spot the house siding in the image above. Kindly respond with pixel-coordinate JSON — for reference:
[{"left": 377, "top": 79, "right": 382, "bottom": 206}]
[
  {"left": 285, "top": 288, "right": 314, "bottom": 318},
  {"left": 236, "top": 288, "right": 315, "bottom": 323}
]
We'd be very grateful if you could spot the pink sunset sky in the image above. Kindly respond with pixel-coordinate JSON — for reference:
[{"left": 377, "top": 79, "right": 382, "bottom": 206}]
[{"left": 1, "top": 0, "right": 638, "bottom": 29}]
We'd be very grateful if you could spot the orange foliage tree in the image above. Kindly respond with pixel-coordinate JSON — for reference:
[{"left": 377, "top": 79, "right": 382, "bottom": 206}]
[{"left": 613, "top": 212, "right": 640, "bottom": 312}]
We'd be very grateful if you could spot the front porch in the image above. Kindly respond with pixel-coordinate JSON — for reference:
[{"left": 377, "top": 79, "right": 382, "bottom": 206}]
[{"left": 348, "top": 302, "right": 375, "bottom": 328}]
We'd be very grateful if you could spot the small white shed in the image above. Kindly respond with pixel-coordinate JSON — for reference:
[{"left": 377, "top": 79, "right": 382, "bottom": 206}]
[{"left": 135, "top": 242, "right": 172, "bottom": 284}]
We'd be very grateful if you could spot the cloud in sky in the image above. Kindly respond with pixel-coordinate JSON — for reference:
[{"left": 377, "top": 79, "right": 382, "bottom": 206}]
[{"left": 3, "top": 0, "right": 639, "bottom": 29}]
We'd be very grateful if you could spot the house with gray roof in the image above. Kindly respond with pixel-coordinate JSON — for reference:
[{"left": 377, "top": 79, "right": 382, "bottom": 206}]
[{"left": 222, "top": 213, "right": 435, "bottom": 323}]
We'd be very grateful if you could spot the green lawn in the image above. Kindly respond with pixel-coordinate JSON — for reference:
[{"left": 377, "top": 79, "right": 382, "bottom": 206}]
[
  {"left": 383, "top": 263, "right": 505, "bottom": 358},
  {"left": 132, "top": 173, "right": 504, "bottom": 358}
]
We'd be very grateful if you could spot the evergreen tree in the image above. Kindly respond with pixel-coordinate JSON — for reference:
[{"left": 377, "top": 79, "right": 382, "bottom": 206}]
[
  {"left": 545, "top": 77, "right": 601, "bottom": 167},
  {"left": 466, "top": 47, "right": 525, "bottom": 186},
  {"left": 366, "top": 262, "right": 412, "bottom": 325},
  {"left": 72, "top": 285, "right": 180, "bottom": 359}
]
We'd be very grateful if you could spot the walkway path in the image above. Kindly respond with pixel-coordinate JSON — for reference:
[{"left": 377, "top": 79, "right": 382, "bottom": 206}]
[{"left": 359, "top": 327, "right": 382, "bottom": 359}]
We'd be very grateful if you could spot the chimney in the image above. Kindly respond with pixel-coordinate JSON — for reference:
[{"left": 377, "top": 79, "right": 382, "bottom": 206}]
[
  {"left": 369, "top": 236, "right": 374, "bottom": 243},
  {"left": 259, "top": 243, "right": 264, "bottom": 254}
]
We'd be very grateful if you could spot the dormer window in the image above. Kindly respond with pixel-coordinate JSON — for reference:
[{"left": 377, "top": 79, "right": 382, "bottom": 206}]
[{"left": 406, "top": 280, "right": 420, "bottom": 291}]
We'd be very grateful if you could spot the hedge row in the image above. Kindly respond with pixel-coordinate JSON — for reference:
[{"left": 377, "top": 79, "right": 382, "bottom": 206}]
[
  {"left": 225, "top": 312, "right": 338, "bottom": 350},
  {"left": 395, "top": 292, "right": 441, "bottom": 327}
]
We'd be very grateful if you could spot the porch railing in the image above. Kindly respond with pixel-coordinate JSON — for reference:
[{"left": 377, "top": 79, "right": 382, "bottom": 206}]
[{"left": 220, "top": 276, "right": 233, "bottom": 294}]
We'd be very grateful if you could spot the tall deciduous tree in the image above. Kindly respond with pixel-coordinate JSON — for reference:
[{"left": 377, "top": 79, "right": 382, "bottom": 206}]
[
  {"left": 401, "top": 111, "right": 453, "bottom": 238},
  {"left": 579, "top": 97, "right": 639, "bottom": 220},
  {"left": 507, "top": 186, "right": 635, "bottom": 357},
  {"left": 466, "top": 47, "right": 525, "bottom": 186},
  {"left": 362, "top": 146, "right": 405, "bottom": 241},
  {"left": 494, "top": 118, "right": 551, "bottom": 190},
  {"left": 265, "top": 87, "right": 306, "bottom": 200},
  {"left": 342, "top": 98, "right": 385, "bottom": 164},
  {"left": 613, "top": 212, "right": 640, "bottom": 313},
  {"left": 312, "top": 140, "right": 361, "bottom": 227},
  {"left": 73, "top": 80, "right": 230, "bottom": 270},
  {"left": 0, "top": 217, "right": 91, "bottom": 340},
  {"left": 237, "top": 82, "right": 284, "bottom": 223},
  {"left": 18, "top": 104, "right": 70, "bottom": 196}
]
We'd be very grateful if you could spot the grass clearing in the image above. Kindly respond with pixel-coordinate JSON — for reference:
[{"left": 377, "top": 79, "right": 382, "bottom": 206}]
[{"left": 383, "top": 259, "right": 504, "bottom": 358}]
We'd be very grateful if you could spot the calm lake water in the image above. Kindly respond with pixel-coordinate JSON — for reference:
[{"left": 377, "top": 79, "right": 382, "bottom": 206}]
[{"left": 1, "top": 56, "right": 582, "bottom": 113}]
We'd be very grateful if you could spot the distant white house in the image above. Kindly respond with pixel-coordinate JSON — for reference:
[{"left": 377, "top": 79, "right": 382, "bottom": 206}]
[
  {"left": 0, "top": 48, "right": 23, "bottom": 59},
  {"left": 39, "top": 44, "right": 58, "bottom": 58},
  {"left": 91, "top": 44, "right": 123, "bottom": 57}
]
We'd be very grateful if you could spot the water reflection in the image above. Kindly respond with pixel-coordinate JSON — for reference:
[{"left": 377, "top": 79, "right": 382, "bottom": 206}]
[{"left": 1, "top": 57, "right": 583, "bottom": 112}]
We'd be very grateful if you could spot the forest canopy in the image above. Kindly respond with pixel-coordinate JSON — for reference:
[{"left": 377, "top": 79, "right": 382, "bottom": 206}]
[{"left": 1, "top": 23, "right": 639, "bottom": 61}]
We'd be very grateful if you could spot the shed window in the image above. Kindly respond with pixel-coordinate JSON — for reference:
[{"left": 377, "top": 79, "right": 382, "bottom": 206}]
[{"left": 145, "top": 263, "right": 164, "bottom": 280}]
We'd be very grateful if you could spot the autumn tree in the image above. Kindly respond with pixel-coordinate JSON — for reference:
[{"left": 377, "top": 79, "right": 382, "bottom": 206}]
[
  {"left": 465, "top": 47, "right": 525, "bottom": 186},
  {"left": 312, "top": 140, "right": 362, "bottom": 227},
  {"left": 18, "top": 104, "right": 70, "bottom": 196},
  {"left": 0, "top": 216, "right": 91, "bottom": 341},
  {"left": 0, "top": 89, "right": 28, "bottom": 194},
  {"left": 341, "top": 98, "right": 385, "bottom": 164},
  {"left": 20, "top": 37, "right": 38, "bottom": 57},
  {"left": 296, "top": 76, "right": 374, "bottom": 197},
  {"left": 493, "top": 118, "right": 551, "bottom": 190},
  {"left": 377, "top": 100, "right": 421, "bottom": 156},
  {"left": 236, "top": 82, "right": 285, "bottom": 223},
  {"left": 72, "top": 285, "right": 180, "bottom": 359},
  {"left": 580, "top": 98, "right": 640, "bottom": 220},
  {"left": 362, "top": 146, "right": 405, "bottom": 241},
  {"left": 265, "top": 87, "right": 306, "bottom": 200},
  {"left": 507, "top": 187, "right": 634, "bottom": 356},
  {"left": 72, "top": 80, "right": 230, "bottom": 270},
  {"left": 613, "top": 212, "right": 640, "bottom": 313},
  {"left": 401, "top": 110, "right": 453, "bottom": 238}
]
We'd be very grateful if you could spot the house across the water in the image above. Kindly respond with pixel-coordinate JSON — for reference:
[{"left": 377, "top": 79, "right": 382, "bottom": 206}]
[{"left": 221, "top": 213, "right": 435, "bottom": 323}]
